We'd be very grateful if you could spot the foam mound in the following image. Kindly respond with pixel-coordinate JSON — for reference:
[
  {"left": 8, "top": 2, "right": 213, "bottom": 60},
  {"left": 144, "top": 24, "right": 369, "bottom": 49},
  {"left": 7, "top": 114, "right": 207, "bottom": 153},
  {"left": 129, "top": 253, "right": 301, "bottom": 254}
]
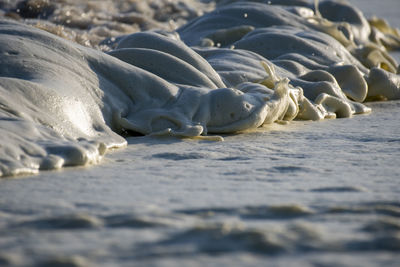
[{"left": 1, "top": 0, "right": 400, "bottom": 177}]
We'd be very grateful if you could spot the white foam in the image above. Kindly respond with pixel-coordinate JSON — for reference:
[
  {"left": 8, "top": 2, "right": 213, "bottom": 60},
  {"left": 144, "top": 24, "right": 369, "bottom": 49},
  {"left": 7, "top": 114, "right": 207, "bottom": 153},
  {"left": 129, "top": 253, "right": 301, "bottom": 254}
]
[{"left": 1, "top": 0, "right": 400, "bottom": 177}]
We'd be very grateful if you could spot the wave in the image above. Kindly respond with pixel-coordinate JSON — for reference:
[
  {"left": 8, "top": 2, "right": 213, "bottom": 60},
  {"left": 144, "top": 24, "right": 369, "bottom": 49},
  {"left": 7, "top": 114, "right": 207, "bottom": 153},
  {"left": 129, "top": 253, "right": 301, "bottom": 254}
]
[{"left": 1, "top": 0, "right": 400, "bottom": 177}]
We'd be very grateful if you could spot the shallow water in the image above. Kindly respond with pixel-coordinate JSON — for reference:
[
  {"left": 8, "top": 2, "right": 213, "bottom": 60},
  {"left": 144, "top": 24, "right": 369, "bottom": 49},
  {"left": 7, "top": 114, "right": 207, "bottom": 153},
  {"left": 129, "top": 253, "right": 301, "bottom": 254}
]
[
  {"left": 0, "top": 0, "right": 400, "bottom": 266},
  {"left": 1, "top": 101, "right": 399, "bottom": 267}
]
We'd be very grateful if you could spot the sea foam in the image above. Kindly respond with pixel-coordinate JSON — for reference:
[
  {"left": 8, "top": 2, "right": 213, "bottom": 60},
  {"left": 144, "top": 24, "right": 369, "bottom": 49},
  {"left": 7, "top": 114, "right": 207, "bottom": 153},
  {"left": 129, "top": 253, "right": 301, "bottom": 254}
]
[{"left": 0, "top": 0, "right": 399, "bottom": 177}]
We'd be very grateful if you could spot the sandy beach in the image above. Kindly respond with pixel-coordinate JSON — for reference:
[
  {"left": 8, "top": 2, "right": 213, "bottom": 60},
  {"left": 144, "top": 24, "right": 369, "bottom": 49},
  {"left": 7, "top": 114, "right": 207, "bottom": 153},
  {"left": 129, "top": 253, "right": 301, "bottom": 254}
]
[{"left": 0, "top": 1, "right": 399, "bottom": 266}]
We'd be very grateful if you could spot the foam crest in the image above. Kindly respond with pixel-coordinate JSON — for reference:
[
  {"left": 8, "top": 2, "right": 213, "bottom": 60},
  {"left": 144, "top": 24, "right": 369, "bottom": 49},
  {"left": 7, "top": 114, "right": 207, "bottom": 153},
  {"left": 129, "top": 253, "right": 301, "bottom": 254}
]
[{"left": 1, "top": 0, "right": 400, "bottom": 177}]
